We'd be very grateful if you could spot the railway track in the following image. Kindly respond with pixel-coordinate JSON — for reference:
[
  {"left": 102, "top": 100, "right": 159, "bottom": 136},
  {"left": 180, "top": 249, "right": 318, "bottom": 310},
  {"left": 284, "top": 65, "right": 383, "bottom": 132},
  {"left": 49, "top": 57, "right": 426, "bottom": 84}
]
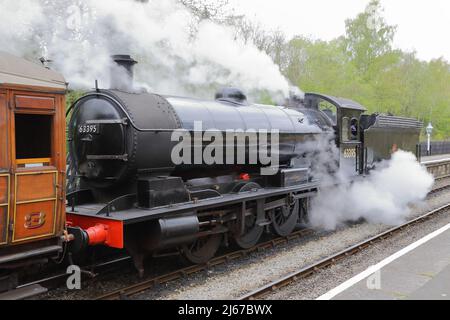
[
  {"left": 239, "top": 203, "right": 450, "bottom": 300},
  {"left": 95, "top": 228, "right": 316, "bottom": 300},
  {"left": 95, "top": 183, "right": 450, "bottom": 300},
  {"left": 15, "top": 255, "right": 132, "bottom": 292},
  {"left": 12, "top": 160, "right": 450, "bottom": 300},
  {"left": 428, "top": 181, "right": 450, "bottom": 195}
]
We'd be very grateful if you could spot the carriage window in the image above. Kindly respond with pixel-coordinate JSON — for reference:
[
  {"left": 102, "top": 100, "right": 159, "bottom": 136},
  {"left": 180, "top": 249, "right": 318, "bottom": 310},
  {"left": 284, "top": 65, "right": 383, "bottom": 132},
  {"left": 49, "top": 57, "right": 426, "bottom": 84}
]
[
  {"left": 15, "top": 114, "right": 52, "bottom": 166},
  {"left": 342, "top": 117, "right": 350, "bottom": 142}
]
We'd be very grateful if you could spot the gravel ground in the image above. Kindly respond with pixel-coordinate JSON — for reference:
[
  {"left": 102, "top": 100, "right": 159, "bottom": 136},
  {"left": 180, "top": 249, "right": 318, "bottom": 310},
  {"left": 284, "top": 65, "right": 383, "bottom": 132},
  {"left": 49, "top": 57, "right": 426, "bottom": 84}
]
[
  {"left": 38, "top": 253, "right": 186, "bottom": 300},
  {"left": 265, "top": 203, "right": 450, "bottom": 300},
  {"left": 434, "top": 176, "right": 450, "bottom": 190},
  {"left": 39, "top": 178, "right": 450, "bottom": 300}
]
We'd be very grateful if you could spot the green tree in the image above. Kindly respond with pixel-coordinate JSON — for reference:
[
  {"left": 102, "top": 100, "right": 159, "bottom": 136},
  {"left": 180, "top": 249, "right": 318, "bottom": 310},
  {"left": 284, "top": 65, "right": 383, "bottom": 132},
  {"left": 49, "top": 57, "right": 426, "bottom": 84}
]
[{"left": 342, "top": 0, "right": 397, "bottom": 78}]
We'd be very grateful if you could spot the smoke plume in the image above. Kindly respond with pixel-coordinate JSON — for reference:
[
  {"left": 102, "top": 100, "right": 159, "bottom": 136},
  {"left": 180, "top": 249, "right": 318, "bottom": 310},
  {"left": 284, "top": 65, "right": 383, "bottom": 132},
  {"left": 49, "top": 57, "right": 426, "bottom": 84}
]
[
  {"left": 309, "top": 150, "right": 435, "bottom": 230},
  {"left": 0, "top": 0, "right": 289, "bottom": 99}
]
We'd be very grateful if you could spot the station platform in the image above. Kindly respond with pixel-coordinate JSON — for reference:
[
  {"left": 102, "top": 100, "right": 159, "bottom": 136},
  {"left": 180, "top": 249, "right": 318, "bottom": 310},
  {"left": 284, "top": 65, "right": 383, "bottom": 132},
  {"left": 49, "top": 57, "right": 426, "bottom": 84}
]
[
  {"left": 318, "top": 223, "right": 450, "bottom": 300},
  {"left": 421, "top": 154, "right": 450, "bottom": 164}
]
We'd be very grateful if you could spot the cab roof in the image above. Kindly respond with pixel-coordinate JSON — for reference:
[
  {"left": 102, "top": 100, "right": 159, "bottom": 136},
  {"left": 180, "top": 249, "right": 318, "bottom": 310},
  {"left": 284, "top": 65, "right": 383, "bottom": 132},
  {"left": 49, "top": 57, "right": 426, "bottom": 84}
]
[
  {"left": 305, "top": 93, "right": 367, "bottom": 112},
  {"left": 0, "top": 51, "right": 66, "bottom": 90}
]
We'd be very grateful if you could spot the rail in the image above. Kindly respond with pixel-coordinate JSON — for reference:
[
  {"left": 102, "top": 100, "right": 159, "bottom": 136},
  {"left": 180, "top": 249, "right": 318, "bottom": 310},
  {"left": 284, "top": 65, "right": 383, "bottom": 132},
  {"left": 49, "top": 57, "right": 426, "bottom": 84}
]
[
  {"left": 239, "top": 203, "right": 450, "bottom": 300},
  {"left": 13, "top": 159, "right": 450, "bottom": 300}
]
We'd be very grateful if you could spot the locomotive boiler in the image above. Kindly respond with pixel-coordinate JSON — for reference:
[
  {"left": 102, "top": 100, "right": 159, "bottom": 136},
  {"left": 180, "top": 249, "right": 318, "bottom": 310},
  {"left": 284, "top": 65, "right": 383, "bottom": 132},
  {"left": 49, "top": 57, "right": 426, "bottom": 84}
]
[
  {"left": 68, "top": 56, "right": 327, "bottom": 192},
  {"left": 66, "top": 55, "right": 422, "bottom": 276}
]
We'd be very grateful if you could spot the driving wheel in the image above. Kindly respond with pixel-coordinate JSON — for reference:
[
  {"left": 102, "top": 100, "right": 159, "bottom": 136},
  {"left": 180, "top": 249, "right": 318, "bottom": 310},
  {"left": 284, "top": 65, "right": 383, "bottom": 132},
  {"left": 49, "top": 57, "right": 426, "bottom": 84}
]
[
  {"left": 181, "top": 234, "right": 223, "bottom": 265},
  {"left": 270, "top": 199, "right": 299, "bottom": 237},
  {"left": 233, "top": 182, "right": 264, "bottom": 249}
]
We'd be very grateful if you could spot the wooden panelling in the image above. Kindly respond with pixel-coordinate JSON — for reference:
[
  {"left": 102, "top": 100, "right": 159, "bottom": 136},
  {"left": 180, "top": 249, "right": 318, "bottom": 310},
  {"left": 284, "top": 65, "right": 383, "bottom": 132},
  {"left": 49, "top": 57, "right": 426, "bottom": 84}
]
[
  {"left": 0, "top": 174, "right": 9, "bottom": 245},
  {"left": 0, "top": 207, "right": 7, "bottom": 245},
  {"left": 15, "top": 172, "right": 56, "bottom": 203},
  {"left": 13, "top": 200, "right": 56, "bottom": 243},
  {"left": 16, "top": 158, "right": 51, "bottom": 166},
  {"left": 0, "top": 175, "right": 8, "bottom": 205},
  {"left": 0, "top": 93, "right": 7, "bottom": 169},
  {"left": 15, "top": 95, "right": 55, "bottom": 111},
  {"left": 0, "top": 86, "right": 66, "bottom": 248}
]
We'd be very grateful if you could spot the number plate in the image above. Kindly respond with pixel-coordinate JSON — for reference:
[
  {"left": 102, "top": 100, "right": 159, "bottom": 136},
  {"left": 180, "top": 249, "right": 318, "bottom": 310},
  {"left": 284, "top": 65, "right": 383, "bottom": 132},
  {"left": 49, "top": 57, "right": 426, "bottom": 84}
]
[{"left": 78, "top": 124, "right": 100, "bottom": 135}]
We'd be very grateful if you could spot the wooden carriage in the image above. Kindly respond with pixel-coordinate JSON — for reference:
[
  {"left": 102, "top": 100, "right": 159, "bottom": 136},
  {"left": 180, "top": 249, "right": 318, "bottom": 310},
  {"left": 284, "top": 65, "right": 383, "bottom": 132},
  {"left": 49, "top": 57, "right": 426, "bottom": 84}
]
[{"left": 0, "top": 52, "right": 67, "bottom": 279}]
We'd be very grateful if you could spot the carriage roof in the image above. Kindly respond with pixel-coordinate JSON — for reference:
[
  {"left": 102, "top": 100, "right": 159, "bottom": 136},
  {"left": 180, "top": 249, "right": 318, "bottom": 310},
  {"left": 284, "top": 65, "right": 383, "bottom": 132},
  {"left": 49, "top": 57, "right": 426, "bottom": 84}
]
[{"left": 0, "top": 51, "right": 66, "bottom": 90}]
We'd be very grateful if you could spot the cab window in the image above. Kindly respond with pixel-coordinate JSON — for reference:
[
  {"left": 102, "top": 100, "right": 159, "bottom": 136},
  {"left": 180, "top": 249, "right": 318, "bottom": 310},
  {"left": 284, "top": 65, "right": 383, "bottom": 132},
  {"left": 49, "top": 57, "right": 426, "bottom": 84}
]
[
  {"left": 318, "top": 101, "right": 337, "bottom": 126},
  {"left": 350, "top": 118, "right": 359, "bottom": 140}
]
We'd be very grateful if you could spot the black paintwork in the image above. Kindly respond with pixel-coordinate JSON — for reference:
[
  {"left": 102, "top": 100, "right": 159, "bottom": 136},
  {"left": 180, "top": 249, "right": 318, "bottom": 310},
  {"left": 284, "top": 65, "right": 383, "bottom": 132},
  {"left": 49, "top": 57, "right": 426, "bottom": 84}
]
[
  {"left": 66, "top": 82, "right": 422, "bottom": 265},
  {"left": 68, "top": 89, "right": 326, "bottom": 196}
]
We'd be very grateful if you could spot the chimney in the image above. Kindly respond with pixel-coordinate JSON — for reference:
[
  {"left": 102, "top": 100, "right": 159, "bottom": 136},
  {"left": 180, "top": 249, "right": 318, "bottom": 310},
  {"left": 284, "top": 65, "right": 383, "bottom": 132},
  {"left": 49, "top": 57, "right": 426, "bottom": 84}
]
[{"left": 110, "top": 54, "right": 138, "bottom": 91}]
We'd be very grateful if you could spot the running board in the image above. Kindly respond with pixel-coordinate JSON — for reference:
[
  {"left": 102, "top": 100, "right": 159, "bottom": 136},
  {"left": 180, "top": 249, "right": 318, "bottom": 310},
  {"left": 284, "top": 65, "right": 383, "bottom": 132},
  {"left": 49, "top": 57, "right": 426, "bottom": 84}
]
[
  {"left": 0, "top": 245, "right": 62, "bottom": 264},
  {"left": 0, "top": 284, "right": 47, "bottom": 300}
]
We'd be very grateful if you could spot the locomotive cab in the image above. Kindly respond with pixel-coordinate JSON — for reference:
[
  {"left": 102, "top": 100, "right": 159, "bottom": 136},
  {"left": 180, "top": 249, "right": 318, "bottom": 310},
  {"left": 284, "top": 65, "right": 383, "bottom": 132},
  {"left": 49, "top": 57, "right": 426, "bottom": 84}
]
[
  {"left": 303, "top": 93, "right": 422, "bottom": 174},
  {"left": 304, "top": 93, "right": 366, "bottom": 175}
]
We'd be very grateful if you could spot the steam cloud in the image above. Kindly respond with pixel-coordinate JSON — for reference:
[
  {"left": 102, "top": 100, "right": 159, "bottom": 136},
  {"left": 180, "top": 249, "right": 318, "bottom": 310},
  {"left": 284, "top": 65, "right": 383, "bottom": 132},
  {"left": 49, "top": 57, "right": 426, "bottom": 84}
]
[
  {"left": 309, "top": 150, "right": 435, "bottom": 230},
  {"left": 0, "top": 0, "right": 289, "bottom": 99}
]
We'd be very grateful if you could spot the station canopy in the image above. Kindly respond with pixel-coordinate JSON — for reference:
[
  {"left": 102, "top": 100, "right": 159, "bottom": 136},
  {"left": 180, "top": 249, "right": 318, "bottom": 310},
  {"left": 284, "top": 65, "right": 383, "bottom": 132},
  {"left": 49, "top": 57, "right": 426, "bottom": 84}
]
[{"left": 0, "top": 51, "right": 66, "bottom": 90}]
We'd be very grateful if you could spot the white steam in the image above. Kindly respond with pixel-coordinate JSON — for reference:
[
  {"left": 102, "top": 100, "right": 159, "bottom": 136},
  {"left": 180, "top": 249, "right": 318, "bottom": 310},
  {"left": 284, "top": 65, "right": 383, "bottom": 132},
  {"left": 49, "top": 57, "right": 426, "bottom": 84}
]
[
  {"left": 309, "top": 150, "right": 435, "bottom": 230},
  {"left": 0, "top": 0, "right": 289, "bottom": 98}
]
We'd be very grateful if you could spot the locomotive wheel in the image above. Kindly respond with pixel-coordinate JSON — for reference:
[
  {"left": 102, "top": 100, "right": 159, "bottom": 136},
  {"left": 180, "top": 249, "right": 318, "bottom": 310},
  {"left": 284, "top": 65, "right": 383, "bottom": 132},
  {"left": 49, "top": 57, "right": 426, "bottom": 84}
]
[
  {"left": 299, "top": 198, "right": 310, "bottom": 225},
  {"left": 234, "top": 214, "right": 264, "bottom": 249},
  {"left": 270, "top": 199, "right": 299, "bottom": 237},
  {"left": 233, "top": 182, "right": 264, "bottom": 249},
  {"left": 181, "top": 234, "right": 222, "bottom": 265}
]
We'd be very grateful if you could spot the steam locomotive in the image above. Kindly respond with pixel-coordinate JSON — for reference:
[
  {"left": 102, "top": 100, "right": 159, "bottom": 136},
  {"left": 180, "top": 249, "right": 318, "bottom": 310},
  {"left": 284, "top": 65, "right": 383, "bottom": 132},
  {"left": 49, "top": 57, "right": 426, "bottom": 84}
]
[
  {"left": 0, "top": 51, "right": 424, "bottom": 295},
  {"left": 65, "top": 55, "right": 422, "bottom": 276}
]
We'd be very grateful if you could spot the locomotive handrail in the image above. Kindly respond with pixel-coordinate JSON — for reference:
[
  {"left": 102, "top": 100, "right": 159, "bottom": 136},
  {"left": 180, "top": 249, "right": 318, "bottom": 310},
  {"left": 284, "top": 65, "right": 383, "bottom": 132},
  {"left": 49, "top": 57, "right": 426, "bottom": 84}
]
[
  {"left": 66, "top": 92, "right": 311, "bottom": 134},
  {"left": 98, "top": 194, "right": 137, "bottom": 217}
]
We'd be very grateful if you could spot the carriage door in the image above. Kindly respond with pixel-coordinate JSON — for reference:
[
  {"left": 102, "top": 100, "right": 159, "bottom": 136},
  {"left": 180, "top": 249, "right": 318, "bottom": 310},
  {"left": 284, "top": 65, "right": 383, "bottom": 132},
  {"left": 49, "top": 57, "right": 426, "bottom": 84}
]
[
  {"left": 0, "top": 92, "right": 9, "bottom": 245},
  {"left": 11, "top": 94, "right": 58, "bottom": 243}
]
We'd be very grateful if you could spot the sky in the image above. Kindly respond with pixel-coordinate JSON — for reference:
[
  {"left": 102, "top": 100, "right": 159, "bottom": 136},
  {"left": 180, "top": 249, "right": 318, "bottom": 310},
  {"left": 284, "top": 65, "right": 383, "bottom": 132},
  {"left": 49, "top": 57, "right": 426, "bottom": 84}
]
[{"left": 228, "top": 0, "right": 450, "bottom": 62}]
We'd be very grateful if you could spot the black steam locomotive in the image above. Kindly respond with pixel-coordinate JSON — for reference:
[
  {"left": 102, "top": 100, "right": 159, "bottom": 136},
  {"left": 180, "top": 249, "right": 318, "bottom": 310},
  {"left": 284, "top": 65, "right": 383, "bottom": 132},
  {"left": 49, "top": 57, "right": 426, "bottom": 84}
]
[{"left": 66, "top": 55, "right": 422, "bottom": 275}]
